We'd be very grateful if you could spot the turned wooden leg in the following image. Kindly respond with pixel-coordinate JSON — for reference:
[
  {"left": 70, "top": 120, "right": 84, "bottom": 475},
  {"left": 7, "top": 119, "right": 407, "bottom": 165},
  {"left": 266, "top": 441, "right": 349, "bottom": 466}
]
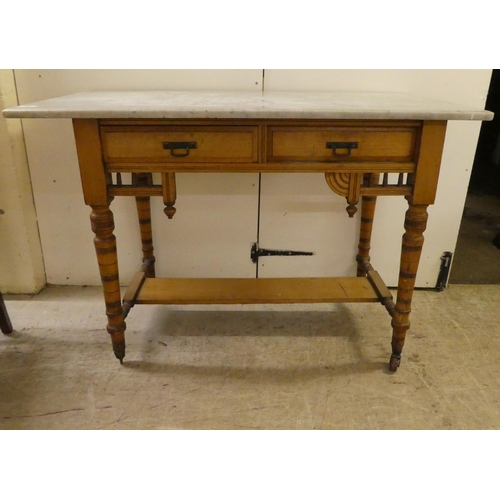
[
  {"left": 90, "top": 205, "right": 126, "bottom": 363},
  {"left": 390, "top": 202, "right": 429, "bottom": 372},
  {"left": 356, "top": 174, "right": 380, "bottom": 277},
  {"left": 356, "top": 195, "right": 378, "bottom": 277},
  {"left": 0, "top": 292, "right": 13, "bottom": 334},
  {"left": 135, "top": 196, "right": 156, "bottom": 278},
  {"left": 162, "top": 173, "right": 177, "bottom": 219}
]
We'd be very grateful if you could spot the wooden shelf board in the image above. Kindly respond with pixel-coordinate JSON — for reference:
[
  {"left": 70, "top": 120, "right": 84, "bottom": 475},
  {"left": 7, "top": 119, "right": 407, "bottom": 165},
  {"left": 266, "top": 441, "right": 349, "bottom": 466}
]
[{"left": 134, "top": 277, "right": 380, "bottom": 305}]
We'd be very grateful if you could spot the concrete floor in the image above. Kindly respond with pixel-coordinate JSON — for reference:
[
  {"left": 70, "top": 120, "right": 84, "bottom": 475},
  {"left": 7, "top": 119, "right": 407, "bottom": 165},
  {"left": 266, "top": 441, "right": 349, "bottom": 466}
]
[{"left": 1, "top": 284, "right": 500, "bottom": 429}]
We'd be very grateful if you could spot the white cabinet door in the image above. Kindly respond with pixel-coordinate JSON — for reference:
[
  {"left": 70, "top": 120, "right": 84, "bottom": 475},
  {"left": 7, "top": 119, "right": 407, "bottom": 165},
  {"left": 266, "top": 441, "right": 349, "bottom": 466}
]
[
  {"left": 14, "top": 70, "right": 263, "bottom": 285},
  {"left": 257, "top": 173, "right": 360, "bottom": 278},
  {"left": 14, "top": 70, "right": 492, "bottom": 288},
  {"left": 258, "top": 70, "right": 491, "bottom": 286}
]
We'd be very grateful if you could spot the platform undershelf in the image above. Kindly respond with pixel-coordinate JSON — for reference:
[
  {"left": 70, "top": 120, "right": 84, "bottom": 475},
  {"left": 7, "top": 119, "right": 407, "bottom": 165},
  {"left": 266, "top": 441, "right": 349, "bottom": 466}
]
[{"left": 133, "top": 277, "right": 381, "bottom": 305}]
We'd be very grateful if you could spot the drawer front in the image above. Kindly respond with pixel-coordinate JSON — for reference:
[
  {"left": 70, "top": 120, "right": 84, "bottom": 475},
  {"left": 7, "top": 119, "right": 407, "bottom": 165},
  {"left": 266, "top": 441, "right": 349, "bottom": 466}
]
[
  {"left": 101, "top": 126, "right": 258, "bottom": 163},
  {"left": 268, "top": 126, "right": 418, "bottom": 162}
]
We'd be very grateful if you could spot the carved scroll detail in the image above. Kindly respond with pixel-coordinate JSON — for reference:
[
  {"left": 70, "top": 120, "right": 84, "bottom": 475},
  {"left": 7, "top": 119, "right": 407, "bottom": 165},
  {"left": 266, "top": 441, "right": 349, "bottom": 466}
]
[
  {"left": 325, "top": 172, "right": 361, "bottom": 217},
  {"left": 326, "top": 171, "right": 416, "bottom": 217},
  {"left": 325, "top": 172, "right": 349, "bottom": 196}
]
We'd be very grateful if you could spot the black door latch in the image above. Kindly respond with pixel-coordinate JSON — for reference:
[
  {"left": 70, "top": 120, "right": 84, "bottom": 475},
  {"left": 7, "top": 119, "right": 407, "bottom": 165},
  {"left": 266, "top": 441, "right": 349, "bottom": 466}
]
[
  {"left": 435, "top": 251, "right": 452, "bottom": 291},
  {"left": 250, "top": 242, "right": 314, "bottom": 264}
]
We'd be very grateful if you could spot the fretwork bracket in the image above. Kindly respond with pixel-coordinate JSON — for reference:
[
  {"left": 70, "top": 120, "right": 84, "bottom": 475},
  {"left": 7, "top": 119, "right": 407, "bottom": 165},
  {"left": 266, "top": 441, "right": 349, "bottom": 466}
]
[
  {"left": 325, "top": 172, "right": 414, "bottom": 216},
  {"left": 108, "top": 172, "right": 178, "bottom": 219}
]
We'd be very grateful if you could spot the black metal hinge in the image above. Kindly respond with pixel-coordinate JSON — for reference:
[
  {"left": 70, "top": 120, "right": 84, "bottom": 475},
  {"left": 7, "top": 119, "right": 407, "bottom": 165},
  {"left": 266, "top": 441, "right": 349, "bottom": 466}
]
[
  {"left": 251, "top": 242, "right": 314, "bottom": 264},
  {"left": 436, "top": 251, "right": 453, "bottom": 291}
]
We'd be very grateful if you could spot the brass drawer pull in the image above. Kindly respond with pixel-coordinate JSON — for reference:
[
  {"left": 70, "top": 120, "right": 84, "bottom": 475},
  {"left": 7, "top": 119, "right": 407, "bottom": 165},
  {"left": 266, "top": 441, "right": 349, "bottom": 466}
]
[
  {"left": 326, "top": 141, "right": 358, "bottom": 157},
  {"left": 163, "top": 141, "right": 197, "bottom": 157}
]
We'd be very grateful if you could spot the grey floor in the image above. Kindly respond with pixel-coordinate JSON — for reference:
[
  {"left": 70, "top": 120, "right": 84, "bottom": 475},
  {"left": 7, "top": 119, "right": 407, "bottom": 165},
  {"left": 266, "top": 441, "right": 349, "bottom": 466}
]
[{"left": 1, "top": 284, "right": 500, "bottom": 429}]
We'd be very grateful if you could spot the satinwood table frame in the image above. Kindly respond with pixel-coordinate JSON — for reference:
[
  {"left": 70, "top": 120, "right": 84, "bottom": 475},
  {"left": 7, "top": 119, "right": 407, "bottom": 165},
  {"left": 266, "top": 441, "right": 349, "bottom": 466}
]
[{"left": 3, "top": 91, "right": 493, "bottom": 372}]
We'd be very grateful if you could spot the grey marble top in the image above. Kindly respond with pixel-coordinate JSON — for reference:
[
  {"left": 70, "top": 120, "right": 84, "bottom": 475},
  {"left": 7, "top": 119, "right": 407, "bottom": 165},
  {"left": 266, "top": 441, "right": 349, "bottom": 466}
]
[{"left": 2, "top": 90, "right": 494, "bottom": 121}]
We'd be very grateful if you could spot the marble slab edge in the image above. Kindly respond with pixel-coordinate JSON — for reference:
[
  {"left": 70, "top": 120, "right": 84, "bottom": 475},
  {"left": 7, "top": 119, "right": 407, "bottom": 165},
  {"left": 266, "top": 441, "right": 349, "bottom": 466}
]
[
  {"left": 2, "top": 109, "right": 494, "bottom": 121},
  {"left": 2, "top": 91, "right": 494, "bottom": 121}
]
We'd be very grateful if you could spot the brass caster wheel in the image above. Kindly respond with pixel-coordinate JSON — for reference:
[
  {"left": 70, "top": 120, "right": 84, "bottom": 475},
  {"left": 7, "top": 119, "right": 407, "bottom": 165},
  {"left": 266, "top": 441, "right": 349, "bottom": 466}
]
[
  {"left": 389, "top": 354, "right": 401, "bottom": 372},
  {"left": 113, "top": 340, "right": 126, "bottom": 364}
]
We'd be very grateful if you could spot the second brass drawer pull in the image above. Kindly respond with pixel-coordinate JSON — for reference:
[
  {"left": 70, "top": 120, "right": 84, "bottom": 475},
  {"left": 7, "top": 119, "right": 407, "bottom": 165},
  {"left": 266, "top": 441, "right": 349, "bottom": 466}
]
[
  {"left": 163, "top": 141, "right": 198, "bottom": 157},
  {"left": 326, "top": 141, "right": 358, "bottom": 157}
]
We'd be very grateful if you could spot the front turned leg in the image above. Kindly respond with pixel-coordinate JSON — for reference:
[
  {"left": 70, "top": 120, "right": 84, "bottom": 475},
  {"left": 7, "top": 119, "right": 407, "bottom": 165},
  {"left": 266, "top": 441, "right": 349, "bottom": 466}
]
[
  {"left": 90, "top": 205, "right": 126, "bottom": 363},
  {"left": 390, "top": 203, "right": 429, "bottom": 372}
]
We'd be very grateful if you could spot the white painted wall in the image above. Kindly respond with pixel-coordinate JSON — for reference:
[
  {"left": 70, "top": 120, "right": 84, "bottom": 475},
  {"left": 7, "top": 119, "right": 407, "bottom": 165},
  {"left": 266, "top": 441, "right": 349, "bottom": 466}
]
[
  {"left": 0, "top": 70, "right": 45, "bottom": 294},
  {"left": 14, "top": 70, "right": 263, "bottom": 285},
  {"left": 259, "top": 70, "right": 492, "bottom": 286},
  {"left": 10, "top": 69, "right": 491, "bottom": 289}
]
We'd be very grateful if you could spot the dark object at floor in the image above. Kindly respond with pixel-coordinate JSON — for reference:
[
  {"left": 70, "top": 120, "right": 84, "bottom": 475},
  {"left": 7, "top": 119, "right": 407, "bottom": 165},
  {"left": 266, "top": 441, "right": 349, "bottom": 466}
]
[
  {"left": 436, "top": 252, "right": 453, "bottom": 291},
  {"left": 493, "top": 233, "right": 500, "bottom": 250},
  {"left": 0, "top": 292, "right": 13, "bottom": 334}
]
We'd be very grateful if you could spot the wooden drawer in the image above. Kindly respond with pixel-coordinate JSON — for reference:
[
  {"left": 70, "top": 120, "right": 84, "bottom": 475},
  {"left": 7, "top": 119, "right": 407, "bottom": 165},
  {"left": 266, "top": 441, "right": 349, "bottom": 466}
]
[
  {"left": 267, "top": 124, "right": 419, "bottom": 162},
  {"left": 101, "top": 125, "right": 258, "bottom": 163}
]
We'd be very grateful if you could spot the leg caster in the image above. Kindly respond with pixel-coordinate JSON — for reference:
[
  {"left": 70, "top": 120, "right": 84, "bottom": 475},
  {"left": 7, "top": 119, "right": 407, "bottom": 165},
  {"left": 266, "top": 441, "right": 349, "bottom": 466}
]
[
  {"left": 389, "top": 353, "right": 401, "bottom": 372},
  {"left": 113, "top": 339, "right": 126, "bottom": 364},
  {"left": 108, "top": 325, "right": 126, "bottom": 363},
  {"left": 91, "top": 205, "right": 127, "bottom": 364},
  {"left": 389, "top": 202, "right": 429, "bottom": 373}
]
